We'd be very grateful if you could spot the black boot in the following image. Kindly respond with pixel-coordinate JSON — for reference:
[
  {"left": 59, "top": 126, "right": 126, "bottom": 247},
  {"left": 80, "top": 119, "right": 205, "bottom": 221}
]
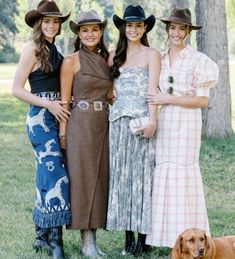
[
  {"left": 48, "top": 227, "right": 65, "bottom": 259},
  {"left": 121, "top": 231, "right": 136, "bottom": 255},
  {"left": 132, "top": 233, "right": 151, "bottom": 257},
  {"left": 33, "top": 225, "right": 51, "bottom": 253}
]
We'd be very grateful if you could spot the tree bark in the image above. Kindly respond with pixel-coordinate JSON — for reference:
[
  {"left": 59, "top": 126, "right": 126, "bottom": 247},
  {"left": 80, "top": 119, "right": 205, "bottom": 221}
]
[
  {"left": 170, "top": 0, "right": 189, "bottom": 9},
  {"left": 195, "top": 0, "right": 233, "bottom": 137}
]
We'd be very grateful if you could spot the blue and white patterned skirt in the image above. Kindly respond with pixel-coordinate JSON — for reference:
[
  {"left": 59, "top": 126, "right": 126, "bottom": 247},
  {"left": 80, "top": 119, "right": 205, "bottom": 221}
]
[
  {"left": 26, "top": 92, "right": 71, "bottom": 228},
  {"left": 107, "top": 116, "right": 155, "bottom": 234}
]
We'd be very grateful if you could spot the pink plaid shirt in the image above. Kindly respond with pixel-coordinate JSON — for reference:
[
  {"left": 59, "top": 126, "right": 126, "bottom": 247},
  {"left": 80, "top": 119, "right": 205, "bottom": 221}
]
[{"left": 159, "top": 45, "right": 219, "bottom": 97}]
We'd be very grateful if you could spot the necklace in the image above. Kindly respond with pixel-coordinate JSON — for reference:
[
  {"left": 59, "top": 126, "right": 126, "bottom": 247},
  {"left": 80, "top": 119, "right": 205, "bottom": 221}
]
[{"left": 167, "top": 51, "right": 174, "bottom": 94}]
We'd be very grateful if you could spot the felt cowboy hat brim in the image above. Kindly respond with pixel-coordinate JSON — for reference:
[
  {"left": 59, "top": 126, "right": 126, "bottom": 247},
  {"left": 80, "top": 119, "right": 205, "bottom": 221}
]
[
  {"left": 69, "top": 10, "right": 107, "bottom": 34},
  {"left": 24, "top": 0, "right": 70, "bottom": 28},
  {"left": 25, "top": 10, "right": 70, "bottom": 28},
  {"left": 159, "top": 18, "right": 202, "bottom": 30},
  {"left": 158, "top": 8, "right": 202, "bottom": 30},
  {"left": 113, "top": 14, "right": 156, "bottom": 33},
  {"left": 69, "top": 19, "right": 107, "bottom": 34}
]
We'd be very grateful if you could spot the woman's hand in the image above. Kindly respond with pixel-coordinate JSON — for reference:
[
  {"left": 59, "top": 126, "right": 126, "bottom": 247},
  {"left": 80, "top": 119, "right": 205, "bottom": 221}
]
[
  {"left": 147, "top": 92, "right": 169, "bottom": 105},
  {"left": 59, "top": 136, "right": 66, "bottom": 149},
  {"left": 47, "top": 100, "right": 71, "bottom": 122},
  {"left": 137, "top": 122, "right": 157, "bottom": 138}
]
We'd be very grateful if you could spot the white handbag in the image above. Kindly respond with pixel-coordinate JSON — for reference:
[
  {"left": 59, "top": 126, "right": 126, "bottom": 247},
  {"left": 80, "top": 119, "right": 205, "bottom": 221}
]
[{"left": 129, "top": 116, "right": 149, "bottom": 135}]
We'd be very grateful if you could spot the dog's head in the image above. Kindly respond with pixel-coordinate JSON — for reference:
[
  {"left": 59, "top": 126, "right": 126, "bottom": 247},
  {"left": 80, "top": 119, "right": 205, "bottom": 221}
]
[{"left": 175, "top": 228, "right": 209, "bottom": 258}]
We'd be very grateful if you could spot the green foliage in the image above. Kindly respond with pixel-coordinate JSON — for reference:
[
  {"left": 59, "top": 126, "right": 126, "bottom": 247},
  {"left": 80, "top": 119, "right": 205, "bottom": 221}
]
[
  {"left": 226, "top": 0, "right": 235, "bottom": 29},
  {"left": 0, "top": 45, "right": 19, "bottom": 63},
  {"left": 0, "top": 0, "right": 19, "bottom": 48}
]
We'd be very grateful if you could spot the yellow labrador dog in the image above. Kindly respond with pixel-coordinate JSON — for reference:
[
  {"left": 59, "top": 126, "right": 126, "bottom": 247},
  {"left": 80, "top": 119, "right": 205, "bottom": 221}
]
[{"left": 171, "top": 228, "right": 235, "bottom": 259}]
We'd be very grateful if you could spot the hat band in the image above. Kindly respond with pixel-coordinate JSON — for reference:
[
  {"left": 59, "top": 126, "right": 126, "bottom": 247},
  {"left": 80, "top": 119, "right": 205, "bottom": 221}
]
[
  {"left": 124, "top": 15, "right": 145, "bottom": 20},
  {"left": 169, "top": 16, "right": 192, "bottom": 25},
  {"left": 78, "top": 19, "right": 102, "bottom": 25},
  {"left": 42, "top": 11, "right": 62, "bottom": 16}
]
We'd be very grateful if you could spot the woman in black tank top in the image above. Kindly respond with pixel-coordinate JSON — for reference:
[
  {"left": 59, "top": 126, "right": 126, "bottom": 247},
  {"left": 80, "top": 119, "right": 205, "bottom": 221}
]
[{"left": 12, "top": 1, "right": 71, "bottom": 258}]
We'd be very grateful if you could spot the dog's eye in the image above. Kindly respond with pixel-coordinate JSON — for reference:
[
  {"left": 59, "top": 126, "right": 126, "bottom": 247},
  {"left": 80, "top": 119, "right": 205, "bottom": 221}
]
[
  {"left": 200, "top": 237, "right": 205, "bottom": 241},
  {"left": 188, "top": 238, "right": 194, "bottom": 243}
]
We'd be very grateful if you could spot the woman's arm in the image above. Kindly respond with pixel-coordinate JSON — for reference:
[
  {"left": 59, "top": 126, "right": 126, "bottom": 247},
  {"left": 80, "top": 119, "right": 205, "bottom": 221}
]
[
  {"left": 142, "top": 48, "right": 160, "bottom": 138},
  {"left": 59, "top": 54, "right": 77, "bottom": 148},
  {"left": 147, "top": 92, "right": 208, "bottom": 109},
  {"left": 12, "top": 41, "right": 70, "bottom": 121}
]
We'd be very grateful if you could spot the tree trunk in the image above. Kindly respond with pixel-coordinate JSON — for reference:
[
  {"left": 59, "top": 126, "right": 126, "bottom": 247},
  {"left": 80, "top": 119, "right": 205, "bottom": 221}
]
[
  {"left": 195, "top": 0, "right": 233, "bottom": 137},
  {"left": 170, "top": 0, "right": 189, "bottom": 9}
]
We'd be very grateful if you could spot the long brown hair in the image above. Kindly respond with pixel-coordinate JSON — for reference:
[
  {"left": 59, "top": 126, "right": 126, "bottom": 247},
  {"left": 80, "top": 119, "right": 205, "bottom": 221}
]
[{"left": 32, "top": 18, "right": 61, "bottom": 73}]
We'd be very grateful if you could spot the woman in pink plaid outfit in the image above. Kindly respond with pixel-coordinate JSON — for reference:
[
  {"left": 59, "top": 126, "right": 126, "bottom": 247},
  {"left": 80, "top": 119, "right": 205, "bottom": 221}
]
[{"left": 146, "top": 8, "right": 219, "bottom": 249}]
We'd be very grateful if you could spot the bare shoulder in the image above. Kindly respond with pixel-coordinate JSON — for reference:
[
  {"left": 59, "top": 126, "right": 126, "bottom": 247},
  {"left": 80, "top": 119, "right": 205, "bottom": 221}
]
[
  {"left": 146, "top": 47, "right": 160, "bottom": 57},
  {"left": 62, "top": 51, "right": 80, "bottom": 68},
  {"left": 62, "top": 51, "right": 80, "bottom": 73},
  {"left": 20, "top": 41, "right": 36, "bottom": 58}
]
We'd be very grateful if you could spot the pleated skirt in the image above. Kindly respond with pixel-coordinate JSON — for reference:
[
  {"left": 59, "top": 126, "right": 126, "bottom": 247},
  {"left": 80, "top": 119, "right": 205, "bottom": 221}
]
[{"left": 107, "top": 116, "right": 155, "bottom": 234}]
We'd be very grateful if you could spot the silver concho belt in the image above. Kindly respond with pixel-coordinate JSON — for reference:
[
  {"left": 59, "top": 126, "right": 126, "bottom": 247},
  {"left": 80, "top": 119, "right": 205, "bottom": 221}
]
[{"left": 73, "top": 100, "right": 108, "bottom": 111}]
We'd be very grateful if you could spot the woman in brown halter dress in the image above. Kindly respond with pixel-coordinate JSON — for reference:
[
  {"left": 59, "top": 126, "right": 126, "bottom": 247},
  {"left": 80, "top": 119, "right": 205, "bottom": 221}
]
[{"left": 59, "top": 10, "right": 113, "bottom": 258}]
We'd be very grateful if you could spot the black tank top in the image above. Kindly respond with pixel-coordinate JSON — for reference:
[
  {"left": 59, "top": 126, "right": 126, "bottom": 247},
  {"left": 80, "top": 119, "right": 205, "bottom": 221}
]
[{"left": 28, "top": 41, "right": 63, "bottom": 93}]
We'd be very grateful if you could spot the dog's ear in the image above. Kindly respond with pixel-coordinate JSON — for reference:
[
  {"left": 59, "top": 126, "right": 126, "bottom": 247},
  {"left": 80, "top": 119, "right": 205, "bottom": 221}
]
[
  {"left": 204, "top": 232, "right": 210, "bottom": 250},
  {"left": 175, "top": 235, "right": 184, "bottom": 253}
]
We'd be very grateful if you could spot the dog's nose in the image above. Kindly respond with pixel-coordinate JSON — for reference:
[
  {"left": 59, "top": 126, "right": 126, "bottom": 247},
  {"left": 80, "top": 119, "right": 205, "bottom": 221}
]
[{"left": 199, "top": 248, "right": 204, "bottom": 256}]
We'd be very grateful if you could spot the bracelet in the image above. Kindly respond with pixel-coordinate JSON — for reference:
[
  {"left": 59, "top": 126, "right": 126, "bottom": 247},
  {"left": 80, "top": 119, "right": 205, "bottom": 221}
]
[{"left": 59, "top": 135, "right": 66, "bottom": 140}]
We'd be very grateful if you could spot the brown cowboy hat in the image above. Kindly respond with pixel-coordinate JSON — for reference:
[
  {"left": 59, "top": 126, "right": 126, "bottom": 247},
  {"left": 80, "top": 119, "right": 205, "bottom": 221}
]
[
  {"left": 69, "top": 10, "right": 107, "bottom": 34},
  {"left": 158, "top": 8, "right": 202, "bottom": 30},
  {"left": 25, "top": 0, "right": 70, "bottom": 28},
  {"left": 113, "top": 5, "right": 156, "bottom": 33}
]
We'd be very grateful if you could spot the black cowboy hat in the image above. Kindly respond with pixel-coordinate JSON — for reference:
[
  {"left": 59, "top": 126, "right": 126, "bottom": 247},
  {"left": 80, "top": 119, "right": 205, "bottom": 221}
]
[
  {"left": 25, "top": 0, "right": 70, "bottom": 28},
  {"left": 69, "top": 10, "right": 107, "bottom": 34},
  {"left": 158, "top": 8, "right": 202, "bottom": 30},
  {"left": 113, "top": 5, "right": 156, "bottom": 33}
]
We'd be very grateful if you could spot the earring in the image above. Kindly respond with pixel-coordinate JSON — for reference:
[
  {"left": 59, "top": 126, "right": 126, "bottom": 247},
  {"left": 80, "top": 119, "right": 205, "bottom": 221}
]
[
  {"left": 79, "top": 41, "right": 83, "bottom": 49},
  {"left": 97, "top": 41, "right": 101, "bottom": 53}
]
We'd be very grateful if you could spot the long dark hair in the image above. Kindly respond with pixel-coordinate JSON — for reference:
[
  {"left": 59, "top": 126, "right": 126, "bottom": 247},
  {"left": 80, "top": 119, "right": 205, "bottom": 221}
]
[
  {"left": 73, "top": 24, "right": 109, "bottom": 61},
  {"left": 110, "top": 22, "right": 150, "bottom": 79},
  {"left": 32, "top": 18, "right": 61, "bottom": 73}
]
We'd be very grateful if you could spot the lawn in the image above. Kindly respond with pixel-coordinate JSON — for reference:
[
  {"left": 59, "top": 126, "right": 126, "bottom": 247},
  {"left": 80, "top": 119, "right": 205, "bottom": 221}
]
[{"left": 0, "top": 63, "right": 234, "bottom": 259}]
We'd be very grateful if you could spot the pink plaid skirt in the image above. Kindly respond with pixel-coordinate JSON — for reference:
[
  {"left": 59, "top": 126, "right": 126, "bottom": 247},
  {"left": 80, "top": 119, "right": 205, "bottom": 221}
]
[{"left": 146, "top": 105, "right": 210, "bottom": 248}]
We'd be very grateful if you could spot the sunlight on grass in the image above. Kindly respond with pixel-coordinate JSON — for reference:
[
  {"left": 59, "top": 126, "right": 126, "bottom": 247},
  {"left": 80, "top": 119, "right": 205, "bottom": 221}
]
[{"left": 0, "top": 63, "right": 17, "bottom": 79}]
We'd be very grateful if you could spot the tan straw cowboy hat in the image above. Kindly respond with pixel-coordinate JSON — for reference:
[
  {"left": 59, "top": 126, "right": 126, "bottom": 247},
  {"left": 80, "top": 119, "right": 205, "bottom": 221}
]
[
  {"left": 159, "top": 8, "right": 202, "bottom": 30},
  {"left": 113, "top": 5, "right": 156, "bottom": 33},
  {"left": 25, "top": 0, "right": 70, "bottom": 28},
  {"left": 69, "top": 10, "right": 107, "bottom": 34}
]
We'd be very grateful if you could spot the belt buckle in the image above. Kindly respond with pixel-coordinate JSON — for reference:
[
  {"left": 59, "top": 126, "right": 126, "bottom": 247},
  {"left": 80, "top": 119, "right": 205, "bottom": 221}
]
[
  {"left": 77, "top": 100, "right": 89, "bottom": 111},
  {"left": 93, "top": 101, "right": 103, "bottom": 111}
]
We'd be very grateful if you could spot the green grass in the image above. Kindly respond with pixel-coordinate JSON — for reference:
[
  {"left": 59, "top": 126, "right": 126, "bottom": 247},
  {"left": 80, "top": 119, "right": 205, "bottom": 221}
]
[
  {"left": 0, "top": 63, "right": 234, "bottom": 258},
  {"left": 0, "top": 63, "right": 17, "bottom": 79}
]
